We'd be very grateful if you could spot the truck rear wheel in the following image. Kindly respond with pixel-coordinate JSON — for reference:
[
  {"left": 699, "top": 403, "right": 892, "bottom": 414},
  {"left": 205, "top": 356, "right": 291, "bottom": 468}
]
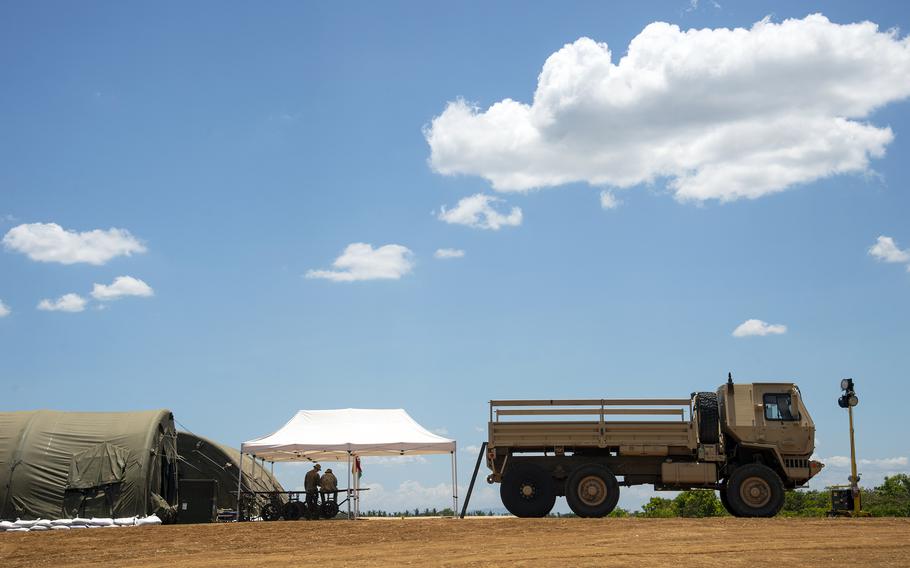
[
  {"left": 565, "top": 465, "right": 620, "bottom": 518},
  {"left": 725, "top": 464, "right": 785, "bottom": 517},
  {"left": 500, "top": 462, "right": 556, "bottom": 518},
  {"left": 695, "top": 392, "right": 720, "bottom": 444}
]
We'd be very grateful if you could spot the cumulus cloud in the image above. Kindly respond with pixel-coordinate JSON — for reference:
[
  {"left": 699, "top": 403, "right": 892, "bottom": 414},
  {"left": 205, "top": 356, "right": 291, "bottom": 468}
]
[
  {"left": 822, "top": 456, "right": 908, "bottom": 468},
  {"left": 434, "top": 248, "right": 465, "bottom": 259},
  {"left": 599, "top": 191, "right": 620, "bottom": 209},
  {"left": 37, "top": 293, "right": 87, "bottom": 313},
  {"left": 91, "top": 276, "right": 154, "bottom": 301},
  {"left": 732, "top": 318, "right": 787, "bottom": 337},
  {"left": 869, "top": 235, "right": 910, "bottom": 265},
  {"left": 3, "top": 222, "right": 146, "bottom": 265},
  {"left": 0, "top": 300, "right": 10, "bottom": 318},
  {"left": 810, "top": 455, "right": 909, "bottom": 490},
  {"left": 425, "top": 15, "right": 910, "bottom": 203},
  {"left": 437, "top": 194, "right": 522, "bottom": 230},
  {"left": 306, "top": 243, "right": 415, "bottom": 282}
]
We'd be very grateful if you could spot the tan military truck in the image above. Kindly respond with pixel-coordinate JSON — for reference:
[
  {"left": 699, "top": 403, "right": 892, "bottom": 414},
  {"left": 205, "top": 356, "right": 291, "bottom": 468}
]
[{"left": 485, "top": 376, "right": 823, "bottom": 517}]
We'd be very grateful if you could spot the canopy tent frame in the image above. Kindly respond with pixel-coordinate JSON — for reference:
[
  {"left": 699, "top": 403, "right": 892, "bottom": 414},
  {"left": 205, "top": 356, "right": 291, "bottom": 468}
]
[{"left": 236, "top": 409, "right": 457, "bottom": 519}]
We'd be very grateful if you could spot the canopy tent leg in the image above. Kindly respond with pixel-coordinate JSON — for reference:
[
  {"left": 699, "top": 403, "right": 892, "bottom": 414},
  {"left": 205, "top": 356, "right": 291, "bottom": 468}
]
[
  {"left": 354, "top": 455, "right": 360, "bottom": 519},
  {"left": 347, "top": 451, "right": 352, "bottom": 520},
  {"left": 236, "top": 451, "right": 244, "bottom": 521},
  {"left": 451, "top": 449, "right": 459, "bottom": 517}
]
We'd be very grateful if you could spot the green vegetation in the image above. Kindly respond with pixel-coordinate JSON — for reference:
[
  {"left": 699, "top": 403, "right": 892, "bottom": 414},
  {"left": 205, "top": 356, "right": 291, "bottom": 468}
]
[
  {"left": 362, "top": 474, "right": 910, "bottom": 518},
  {"left": 638, "top": 491, "right": 725, "bottom": 518}
]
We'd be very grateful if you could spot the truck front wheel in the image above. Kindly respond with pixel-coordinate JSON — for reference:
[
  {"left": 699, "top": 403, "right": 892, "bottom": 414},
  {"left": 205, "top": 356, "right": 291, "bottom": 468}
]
[
  {"left": 500, "top": 462, "right": 556, "bottom": 517},
  {"left": 724, "top": 464, "right": 785, "bottom": 517},
  {"left": 565, "top": 465, "right": 620, "bottom": 518}
]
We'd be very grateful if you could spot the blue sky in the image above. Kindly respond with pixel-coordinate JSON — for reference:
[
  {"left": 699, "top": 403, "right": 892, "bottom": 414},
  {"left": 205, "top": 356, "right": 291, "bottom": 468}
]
[{"left": 2, "top": 1, "right": 909, "bottom": 512}]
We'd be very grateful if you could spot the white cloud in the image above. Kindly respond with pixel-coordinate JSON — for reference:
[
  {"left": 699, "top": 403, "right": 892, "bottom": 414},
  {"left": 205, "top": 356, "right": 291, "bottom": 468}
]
[
  {"left": 37, "top": 293, "right": 87, "bottom": 313},
  {"left": 0, "top": 300, "right": 10, "bottom": 318},
  {"left": 437, "top": 194, "right": 522, "bottom": 230},
  {"left": 599, "top": 191, "right": 620, "bottom": 210},
  {"left": 869, "top": 235, "right": 910, "bottom": 264},
  {"left": 3, "top": 222, "right": 146, "bottom": 265},
  {"left": 91, "top": 276, "right": 154, "bottom": 301},
  {"left": 821, "top": 455, "right": 908, "bottom": 468},
  {"left": 306, "top": 243, "right": 415, "bottom": 282},
  {"left": 809, "top": 455, "right": 909, "bottom": 491},
  {"left": 425, "top": 15, "right": 910, "bottom": 203},
  {"left": 360, "top": 480, "right": 460, "bottom": 512},
  {"left": 732, "top": 318, "right": 787, "bottom": 337},
  {"left": 434, "top": 248, "right": 465, "bottom": 259}
]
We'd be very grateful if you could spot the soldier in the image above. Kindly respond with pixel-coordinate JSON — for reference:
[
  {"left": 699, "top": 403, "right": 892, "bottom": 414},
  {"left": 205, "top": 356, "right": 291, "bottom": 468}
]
[
  {"left": 304, "top": 463, "right": 321, "bottom": 510},
  {"left": 321, "top": 468, "right": 338, "bottom": 504}
]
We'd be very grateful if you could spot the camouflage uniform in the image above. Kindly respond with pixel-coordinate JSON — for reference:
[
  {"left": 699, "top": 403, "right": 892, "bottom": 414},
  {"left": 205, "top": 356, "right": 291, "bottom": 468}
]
[
  {"left": 304, "top": 465, "right": 321, "bottom": 508},
  {"left": 320, "top": 469, "right": 338, "bottom": 503}
]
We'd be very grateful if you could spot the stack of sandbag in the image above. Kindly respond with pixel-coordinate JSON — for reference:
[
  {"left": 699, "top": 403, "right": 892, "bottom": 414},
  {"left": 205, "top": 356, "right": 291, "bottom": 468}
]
[{"left": 0, "top": 515, "right": 162, "bottom": 533}]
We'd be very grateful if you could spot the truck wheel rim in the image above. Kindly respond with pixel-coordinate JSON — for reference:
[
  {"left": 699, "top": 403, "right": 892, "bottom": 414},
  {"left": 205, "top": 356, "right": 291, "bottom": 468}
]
[
  {"left": 740, "top": 477, "right": 771, "bottom": 508},
  {"left": 520, "top": 481, "right": 536, "bottom": 500},
  {"left": 577, "top": 475, "right": 607, "bottom": 506}
]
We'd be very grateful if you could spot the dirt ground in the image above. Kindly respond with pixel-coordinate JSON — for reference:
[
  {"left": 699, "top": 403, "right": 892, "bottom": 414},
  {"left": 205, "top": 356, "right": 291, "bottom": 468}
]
[{"left": 2, "top": 517, "right": 909, "bottom": 567}]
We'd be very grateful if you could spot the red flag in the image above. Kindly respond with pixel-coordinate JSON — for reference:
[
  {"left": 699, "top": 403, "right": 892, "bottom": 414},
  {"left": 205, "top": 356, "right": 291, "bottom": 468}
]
[{"left": 353, "top": 456, "right": 362, "bottom": 479}]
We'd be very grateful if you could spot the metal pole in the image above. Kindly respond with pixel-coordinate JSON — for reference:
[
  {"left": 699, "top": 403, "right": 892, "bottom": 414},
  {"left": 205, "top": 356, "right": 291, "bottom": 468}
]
[
  {"left": 849, "top": 405, "right": 860, "bottom": 514},
  {"left": 236, "top": 450, "right": 245, "bottom": 521},
  {"left": 347, "top": 451, "right": 352, "bottom": 519},
  {"left": 451, "top": 449, "right": 458, "bottom": 517},
  {"left": 460, "top": 442, "right": 487, "bottom": 519}
]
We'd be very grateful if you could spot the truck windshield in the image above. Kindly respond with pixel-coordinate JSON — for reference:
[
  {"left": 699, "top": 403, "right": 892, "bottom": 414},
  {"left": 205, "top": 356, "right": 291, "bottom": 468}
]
[{"left": 763, "top": 393, "right": 799, "bottom": 421}]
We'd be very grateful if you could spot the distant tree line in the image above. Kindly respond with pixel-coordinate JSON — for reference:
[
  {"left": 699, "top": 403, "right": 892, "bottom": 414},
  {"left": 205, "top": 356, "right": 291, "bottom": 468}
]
[
  {"left": 628, "top": 473, "right": 910, "bottom": 518},
  {"left": 360, "top": 474, "right": 910, "bottom": 518}
]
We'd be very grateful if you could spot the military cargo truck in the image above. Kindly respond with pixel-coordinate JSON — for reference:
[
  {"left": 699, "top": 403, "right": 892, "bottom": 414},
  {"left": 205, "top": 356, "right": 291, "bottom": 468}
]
[{"left": 485, "top": 376, "right": 823, "bottom": 517}]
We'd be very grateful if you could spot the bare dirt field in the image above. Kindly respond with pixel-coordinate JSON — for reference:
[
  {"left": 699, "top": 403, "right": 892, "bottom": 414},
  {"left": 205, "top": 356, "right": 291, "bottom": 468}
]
[{"left": 3, "top": 517, "right": 909, "bottom": 567}]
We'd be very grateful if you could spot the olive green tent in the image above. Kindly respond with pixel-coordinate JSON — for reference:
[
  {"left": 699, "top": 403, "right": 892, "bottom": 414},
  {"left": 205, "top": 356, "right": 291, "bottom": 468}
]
[
  {"left": 0, "top": 410, "right": 179, "bottom": 521},
  {"left": 176, "top": 431, "right": 284, "bottom": 512}
]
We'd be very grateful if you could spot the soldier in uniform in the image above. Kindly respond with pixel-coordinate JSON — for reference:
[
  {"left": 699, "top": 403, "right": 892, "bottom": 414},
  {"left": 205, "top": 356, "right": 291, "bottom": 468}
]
[
  {"left": 304, "top": 463, "right": 322, "bottom": 510},
  {"left": 320, "top": 468, "right": 338, "bottom": 504}
]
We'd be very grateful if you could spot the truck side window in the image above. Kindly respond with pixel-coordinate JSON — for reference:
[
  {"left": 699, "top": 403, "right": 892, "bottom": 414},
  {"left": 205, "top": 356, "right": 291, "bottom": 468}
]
[{"left": 763, "top": 393, "right": 799, "bottom": 421}]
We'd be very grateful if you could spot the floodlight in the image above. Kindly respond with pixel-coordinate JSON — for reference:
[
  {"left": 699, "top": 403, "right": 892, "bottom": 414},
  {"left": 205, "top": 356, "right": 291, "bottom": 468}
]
[{"left": 840, "top": 378, "right": 853, "bottom": 391}]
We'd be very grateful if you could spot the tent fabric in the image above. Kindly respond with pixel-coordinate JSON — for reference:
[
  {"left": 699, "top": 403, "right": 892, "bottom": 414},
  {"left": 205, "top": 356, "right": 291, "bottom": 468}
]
[
  {"left": 0, "top": 410, "right": 178, "bottom": 521},
  {"left": 241, "top": 409, "right": 456, "bottom": 462},
  {"left": 176, "top": 431, "right": 284, "bottom": 510}
]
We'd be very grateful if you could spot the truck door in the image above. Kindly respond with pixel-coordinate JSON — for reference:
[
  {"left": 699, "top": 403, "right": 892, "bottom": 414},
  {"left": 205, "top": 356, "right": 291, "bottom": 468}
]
[{"left": 755, "top": 386, "right": 804, "bottom": 453}]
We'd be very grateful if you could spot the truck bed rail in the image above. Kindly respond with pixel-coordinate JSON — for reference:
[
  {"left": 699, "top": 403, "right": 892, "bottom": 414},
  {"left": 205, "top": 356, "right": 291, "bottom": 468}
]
[{"left": 489, "top": 398, "right": 696, "bottom": 451}]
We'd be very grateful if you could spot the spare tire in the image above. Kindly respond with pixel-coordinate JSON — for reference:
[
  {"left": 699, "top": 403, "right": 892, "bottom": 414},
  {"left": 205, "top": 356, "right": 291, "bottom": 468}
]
[{"left": 695, "top": 392, "right": 720, "bottom": 444}]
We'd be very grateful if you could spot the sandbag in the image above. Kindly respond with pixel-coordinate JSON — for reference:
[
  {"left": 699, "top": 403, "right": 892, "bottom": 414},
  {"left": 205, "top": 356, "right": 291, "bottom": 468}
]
[
  {"left": 114, "top": 517, "right": 137, "bottom": 526},
  {"left": 136, "top": 514, "right": 162, "bottom": 526}
]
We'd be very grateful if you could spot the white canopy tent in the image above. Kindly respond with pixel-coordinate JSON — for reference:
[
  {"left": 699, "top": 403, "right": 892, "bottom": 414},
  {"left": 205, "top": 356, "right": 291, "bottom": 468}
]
[{"left": 238, "top": 409, "right": 457, "bottom": 518}]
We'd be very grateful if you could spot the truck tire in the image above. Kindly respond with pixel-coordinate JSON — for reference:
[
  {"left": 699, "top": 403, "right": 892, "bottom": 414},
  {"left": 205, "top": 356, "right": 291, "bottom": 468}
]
[
  {"left": 718, "top": 481, "right": 735, "bottom": 516},
  {"left": 695, "top": 392, "right": 720, "bottom": 444},
  {"left": 725, "top": 464, "right": 785, "bottom": 517},
  {"left": 565, "top": 464, "right": 620, "bottom": 518},
  {"left": 500, "top": 462, "right": 556, "bottom": 518}
]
